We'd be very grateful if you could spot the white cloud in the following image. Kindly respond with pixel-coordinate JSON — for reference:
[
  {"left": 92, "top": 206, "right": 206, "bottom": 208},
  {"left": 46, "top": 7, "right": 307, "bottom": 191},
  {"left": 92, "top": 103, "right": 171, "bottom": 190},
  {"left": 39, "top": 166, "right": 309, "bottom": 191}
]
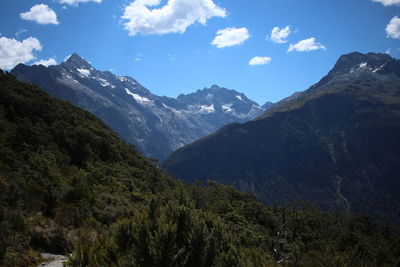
[
  {"left": 372, "top": 0, "right": 400, "bottom": 6},
  {"left": 211, "top": 27, "right": 250, "bottom": 48},
  {"left": 33, "top": 58, "right": 57, "bottom": 67},
  {"left": 168, "top": 53, "right": 177, "bottom": 61},
  {"left": 58, "top": 0, "right": 101, "bottom": 6},
  {"left": 270, "top": 26, "right": 291, "bottom": 44},
  {"left": 20, "top": 4, "right": 59, "bottom": 25},
  {"left": 249, "top": 56, "right": 272, "bottom": 66},
  {"left": 122, "top": 0, "right": 226, "bottom": 36},
  {"left": 287, "top": 37, "right": 326, "bottom": 52},
  {"left": 0, "top": 37, "right": 42, "bottom": 70},
  {"left": 386, "top": 16, "right": 400, "bottom": 39},
  {"left": 134, "top": 52, "right": 143, "bottom": 61},
  {"left": 15, "top": 29, "right": 28, "bottom": 37}
]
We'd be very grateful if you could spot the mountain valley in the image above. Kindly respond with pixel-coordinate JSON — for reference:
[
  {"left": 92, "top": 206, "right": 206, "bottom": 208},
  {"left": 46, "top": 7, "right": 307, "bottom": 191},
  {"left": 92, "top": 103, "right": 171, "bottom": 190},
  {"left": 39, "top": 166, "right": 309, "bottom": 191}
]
[
  {"left": 3, "top": 0, "right": 400, "bottom": 265},
  {"left": 1, "top": 68, "right": 398, "bottom": 266}
]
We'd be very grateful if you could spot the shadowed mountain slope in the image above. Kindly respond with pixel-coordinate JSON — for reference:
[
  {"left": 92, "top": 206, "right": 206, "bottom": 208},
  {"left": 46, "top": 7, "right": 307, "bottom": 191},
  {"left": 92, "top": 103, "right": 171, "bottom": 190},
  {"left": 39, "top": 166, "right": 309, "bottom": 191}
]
[{"left": 164, "top": 52, "right": 400, "bottom": 221}]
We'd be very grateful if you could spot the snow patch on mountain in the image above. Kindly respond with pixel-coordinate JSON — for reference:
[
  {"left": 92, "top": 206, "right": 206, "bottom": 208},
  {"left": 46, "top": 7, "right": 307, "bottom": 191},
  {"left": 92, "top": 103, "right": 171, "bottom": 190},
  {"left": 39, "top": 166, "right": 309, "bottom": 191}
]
[
  {"left": 95, "top": 77, "right": 115, "bottom": 88},
  {"left": 199, "top": 104, "right": 215, "bottom": 113},
  {"left": 125, "top": 88, "right": 152, "bottom": 104},
  {"left": 222, "top": 103, "right": 233, "bottom": 113},
  {"left": 77, "top": 68, "right": 91, "bottom": 77},
  {"left": 373, "top": 63, "right": 386, "bottom": 73},
  {"left": 236, "top": 95, "right": 244, "bottom": 101},
  {"left": 359, "top": 62, "right": 368, "bottom": 68}
]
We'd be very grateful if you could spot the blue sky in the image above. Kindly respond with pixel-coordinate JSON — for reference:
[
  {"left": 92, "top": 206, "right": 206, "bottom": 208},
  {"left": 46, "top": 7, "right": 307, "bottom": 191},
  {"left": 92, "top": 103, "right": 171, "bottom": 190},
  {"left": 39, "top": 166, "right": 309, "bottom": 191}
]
[{"left": 1, "top": 0, "right": 400, "bottom": 104}]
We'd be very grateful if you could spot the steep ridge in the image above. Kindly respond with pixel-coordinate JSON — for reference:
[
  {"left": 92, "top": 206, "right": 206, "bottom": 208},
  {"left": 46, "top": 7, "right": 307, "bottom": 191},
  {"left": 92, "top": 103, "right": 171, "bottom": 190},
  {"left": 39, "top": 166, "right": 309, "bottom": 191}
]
[
  {"left": 11, "top": 55, "right": 267, "bottom": 161},
  {"left": 164, "top": 52, "right": 400, "bottom": 221}
]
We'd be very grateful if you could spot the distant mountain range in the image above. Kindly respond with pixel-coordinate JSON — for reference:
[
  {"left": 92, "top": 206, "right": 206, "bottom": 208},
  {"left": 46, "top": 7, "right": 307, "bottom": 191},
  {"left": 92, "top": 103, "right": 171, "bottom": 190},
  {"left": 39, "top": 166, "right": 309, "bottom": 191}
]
[
  {"left": 164, "top": 52, "right": 400, "bottom": 221},
  {"left": 11, "top": 54, "right": 270, "bottom": 161}
]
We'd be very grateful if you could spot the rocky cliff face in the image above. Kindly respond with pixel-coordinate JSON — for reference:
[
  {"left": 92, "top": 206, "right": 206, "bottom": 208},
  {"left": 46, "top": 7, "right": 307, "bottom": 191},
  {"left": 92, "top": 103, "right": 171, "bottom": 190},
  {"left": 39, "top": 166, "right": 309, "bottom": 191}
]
[
  {"left": 11, "top": 54, "right": 268, "bottom": 161},
  {"left": 164, "top": 52, "right": 400, "bottom": 221}
]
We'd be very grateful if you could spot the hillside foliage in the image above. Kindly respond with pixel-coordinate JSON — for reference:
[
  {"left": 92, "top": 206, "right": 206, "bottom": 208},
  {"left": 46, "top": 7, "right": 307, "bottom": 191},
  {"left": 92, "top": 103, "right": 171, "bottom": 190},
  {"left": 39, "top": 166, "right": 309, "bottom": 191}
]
[{"left": 0, "top": 70, "right": 399, "bottom": 266}]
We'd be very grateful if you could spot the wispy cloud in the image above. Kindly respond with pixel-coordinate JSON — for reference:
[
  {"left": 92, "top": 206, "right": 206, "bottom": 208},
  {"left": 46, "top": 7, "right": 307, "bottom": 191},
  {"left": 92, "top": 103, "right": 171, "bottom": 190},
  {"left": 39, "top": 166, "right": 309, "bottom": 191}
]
[
  {"left": 20, "top": 4, "right": 59, "bottom": 25},
  {"left": 122, "top": 0, "right": 226, "bottom": 36},
  {"left": 15, "top": 29, "right": 28, "bottom": 37},
  {"left": 249, "top": 56, "right": 272, "bottom": 66},
  {"left": 134, "top": 53, "right": 143, "bottom": 61},
  {"left": 386, "top": 16, "right": 400, "bottom": 39},
  {"left": 372, "top": 0, "right": 400, "bottom": 6},
  {"left": 0, "top": 37, "right": 42, "bottom": 69},
  {"left": 269, "top": 26, "right": 291, "bottom": 44},
  {"left": 168, "top": 53, "right": 177, "bottom": 61},
  {"left": 211, "top": 27, "right": 250, "bottom": 48},
  {"left": 287, "top": 37, "right": 326, "bottom": 52},
  {"left": 58, "top": 0, "right": 102, "bottom": 6}
]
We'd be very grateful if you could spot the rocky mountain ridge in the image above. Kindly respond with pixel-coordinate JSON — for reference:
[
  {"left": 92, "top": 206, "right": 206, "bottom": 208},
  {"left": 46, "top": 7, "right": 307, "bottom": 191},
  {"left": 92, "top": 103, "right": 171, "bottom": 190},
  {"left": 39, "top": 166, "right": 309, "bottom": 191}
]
[{"left": 11, "top": 54, "right": 269, "bottom": 161}]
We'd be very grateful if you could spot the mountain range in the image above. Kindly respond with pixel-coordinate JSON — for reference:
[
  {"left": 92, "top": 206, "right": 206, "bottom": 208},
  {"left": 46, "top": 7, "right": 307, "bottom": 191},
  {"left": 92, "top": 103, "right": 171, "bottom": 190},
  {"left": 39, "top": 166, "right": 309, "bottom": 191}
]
[
  {"left": 164, "top": 52, "right": 400, "bottom": 221},
  {"left": 1, "top": 67, "right": 398, "bottom": 266},
  {"left": 11, "top": 55, "right": 269, "bottom": 161}
]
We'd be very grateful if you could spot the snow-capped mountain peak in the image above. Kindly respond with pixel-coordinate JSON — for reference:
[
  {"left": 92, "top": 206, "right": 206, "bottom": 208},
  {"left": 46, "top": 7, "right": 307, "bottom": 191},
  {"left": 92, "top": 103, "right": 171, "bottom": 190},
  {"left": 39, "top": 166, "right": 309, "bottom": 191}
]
[
  {"left": 63, "top": 53, "right": 94, "bottom": 70},
  {"left": 11, "top": 53, "right": 271, "bottom": 161}
]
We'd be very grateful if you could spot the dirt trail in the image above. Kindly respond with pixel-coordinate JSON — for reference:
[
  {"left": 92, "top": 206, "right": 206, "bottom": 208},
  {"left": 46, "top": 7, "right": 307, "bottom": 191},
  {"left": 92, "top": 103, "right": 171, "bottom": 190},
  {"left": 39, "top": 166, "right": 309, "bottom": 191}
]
[{"left": 38, "top": 253, "right": 67, "bottom": 267}]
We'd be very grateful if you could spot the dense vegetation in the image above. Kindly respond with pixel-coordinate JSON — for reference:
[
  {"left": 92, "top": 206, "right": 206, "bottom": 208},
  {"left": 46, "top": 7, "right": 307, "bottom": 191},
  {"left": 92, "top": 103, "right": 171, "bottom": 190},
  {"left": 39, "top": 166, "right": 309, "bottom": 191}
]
[{"left": 0, "top": 70, "right": 399, "bottom": 266}]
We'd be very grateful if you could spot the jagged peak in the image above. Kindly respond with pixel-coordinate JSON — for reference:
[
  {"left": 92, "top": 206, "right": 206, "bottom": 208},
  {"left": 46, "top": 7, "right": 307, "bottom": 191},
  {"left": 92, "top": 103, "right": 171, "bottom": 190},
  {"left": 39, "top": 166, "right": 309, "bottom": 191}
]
[
  {"left": 262, "top": 101, "right": 274, "bottom": 109},
  {"left": 210, "top": 84, "right": 222, "bottom": 90},
  {"left": 178, "top": 85, "right": 247, "bottom": 101},
  {"left": 65, "top": 53, "right": 84, "bottom": 62},
  {"left": 203, "top": 85, "right": 237, "bottom": 94},
  {"left": 329, "top": 52, "right": 393, "bottom": 75},
  {"left": 313, "top": 52, "right": 399, "bottom": 88},
  {"left": 62, "top": 53, "right": 93, "bottom": 70}
]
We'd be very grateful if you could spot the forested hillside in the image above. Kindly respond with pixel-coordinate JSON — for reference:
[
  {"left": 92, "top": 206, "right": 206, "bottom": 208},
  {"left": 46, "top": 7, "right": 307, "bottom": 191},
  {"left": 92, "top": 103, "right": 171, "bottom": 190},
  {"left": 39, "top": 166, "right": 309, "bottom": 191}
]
[{"left": 0, "top": 70, "right": 399, "bottom": 266}]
